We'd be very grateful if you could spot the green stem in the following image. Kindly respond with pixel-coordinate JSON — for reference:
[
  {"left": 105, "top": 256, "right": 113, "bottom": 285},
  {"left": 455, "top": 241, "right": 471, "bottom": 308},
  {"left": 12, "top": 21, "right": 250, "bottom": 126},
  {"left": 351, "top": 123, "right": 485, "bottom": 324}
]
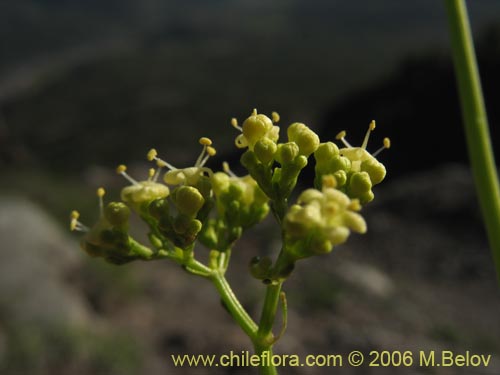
[
  {"left": 254, "top": 281, "right": 283, "bottom": 375},
  {"left": 258, "top": 283, "right": 283, "bottom": 337},
  {"left": 444, "top": 0, "right": 500, "bottom": 285},
  {"left": 210, "top": 272, "right": 258, "bottom": 339}
]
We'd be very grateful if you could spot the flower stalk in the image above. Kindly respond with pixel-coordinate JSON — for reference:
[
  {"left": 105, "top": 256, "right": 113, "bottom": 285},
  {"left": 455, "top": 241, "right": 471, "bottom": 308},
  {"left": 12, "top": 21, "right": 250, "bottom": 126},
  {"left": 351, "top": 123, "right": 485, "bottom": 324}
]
[{"left": 444, "top": 0, "right": 500, "bottom": 285}]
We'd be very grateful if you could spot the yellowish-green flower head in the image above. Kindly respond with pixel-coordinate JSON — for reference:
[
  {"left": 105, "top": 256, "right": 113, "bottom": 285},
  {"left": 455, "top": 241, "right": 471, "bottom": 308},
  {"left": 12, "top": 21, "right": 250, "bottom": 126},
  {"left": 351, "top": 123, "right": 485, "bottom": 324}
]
[
  {"left": 335, "top": 121, "right": 390, "bottom": 185},
  {"left": 212, "top": 172, "right": 266, "bottom": 207},
  {"left": 116, "top": 165, "right": 170, "bottom": 210},
  {"left": 147, "top": 137, "right": 216, "bottom": 187},
  {"left": 70, "top": 188, "right": 139, "bottom": 264},
  {"left": 284, "top": 176, "right": 366, "bottom": 258},
  {"left": 211, "top": 162, "right": 269, "bottom": 228},
  {"left": 231, "top": 109, "right": 280, "bottom": 150}
]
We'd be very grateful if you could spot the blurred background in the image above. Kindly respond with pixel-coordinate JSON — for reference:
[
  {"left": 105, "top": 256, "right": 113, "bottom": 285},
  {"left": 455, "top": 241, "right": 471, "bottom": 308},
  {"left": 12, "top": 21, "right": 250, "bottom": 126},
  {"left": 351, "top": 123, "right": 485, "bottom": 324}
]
[{"left": 1, "top": 1, "right": 500, "bottom": 374}]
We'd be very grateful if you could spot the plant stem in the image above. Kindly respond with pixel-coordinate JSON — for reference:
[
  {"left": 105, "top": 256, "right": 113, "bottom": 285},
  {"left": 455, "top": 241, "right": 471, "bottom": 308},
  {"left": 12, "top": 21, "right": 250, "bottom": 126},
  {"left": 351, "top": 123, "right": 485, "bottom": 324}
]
[
  {"left": 210, "top": 271, "right": 259, "bottom": 339},
  {"left": 254, "top": 281, "right": 283, "bottom": 375},
  {"left": 444, "top": 0, "right": 500, "bottom": 285}
]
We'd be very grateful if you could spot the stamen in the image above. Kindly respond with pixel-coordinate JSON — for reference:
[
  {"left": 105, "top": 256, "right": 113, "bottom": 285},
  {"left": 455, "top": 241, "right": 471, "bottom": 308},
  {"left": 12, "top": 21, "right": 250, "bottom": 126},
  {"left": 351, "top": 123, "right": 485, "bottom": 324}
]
[
  {"left": 200, "top": 146, "right": 217, "bottom": 167},
  {"left": 148, "top": 168, "right": 155, "bottom": 181},
  {"left": 195, "top": 145, "right": 207, "bottom": 167},
  {"left": 231, "top": 118, "right": 242, "bottom": 131},
  {"left": 146, "top": 148, "right": 177, "bottom": 170},
  {"left": 361, "top": 120, "right": 376, "bottom": 149},
  {"left": 372, "top": 137, "right": 391, "bottom": 157},
  {"left": 272, "top": 111, "right": 280, "bottom": 123},
  {"left": 153, "top": 160, "right": 164, "bottom": 181},
  {"left": 116, "top": 164, "right": 139, "bottom": 185},
  {"left": 196, "top": 138, "right": 216, "bottom": 167},
  {"left": 335, "top": 130, "right": 352, "bottom": 148},
  {"left": 96, "top": 187, "right": 105, "bottom": 216},
  {"left": 207, "top": 146, "right": 216, "bottom": 156},
  {"left": 70, "top": 210, "right": 89, "bottom": 232},
  {"left": 222, "top": 161, "right": 237, "bottom": 177}
]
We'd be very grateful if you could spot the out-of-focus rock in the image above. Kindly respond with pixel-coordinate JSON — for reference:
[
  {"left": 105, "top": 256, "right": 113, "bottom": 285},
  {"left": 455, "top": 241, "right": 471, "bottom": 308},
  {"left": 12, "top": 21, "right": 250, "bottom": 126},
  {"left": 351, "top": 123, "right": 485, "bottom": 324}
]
[{"left": 0, "top": 196, "right": 90, "bottom": 326}]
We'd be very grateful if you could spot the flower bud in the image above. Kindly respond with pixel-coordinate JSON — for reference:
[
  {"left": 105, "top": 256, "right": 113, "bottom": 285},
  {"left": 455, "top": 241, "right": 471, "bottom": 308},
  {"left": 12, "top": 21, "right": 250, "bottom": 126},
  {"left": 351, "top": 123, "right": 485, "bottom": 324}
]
[
  {"left": 361, "top": 158, "right": 386, "bottom": 185},
  {"left": 347, "top": 172, "right": 374, "bottom": 203},
  {"left": 254, "top": 138, "right": 277, "bottom": 164},
  {"left": 275, "top": 142, "right": 299, "bottom": 165},
  {"left": 104, "top": 202, "right": 130, "bottom": 227},
  {"left": 233, "top": 109, "right": 280, "bottom": 150},
  {"left": 314, "top": 142, "right": 340, "bottom": 165},
  {"left": 333, "top": 170, "right": 347, "bottom": 187},
  {"left": 287, "top": 123, "right": 320, "bottom": 156},
  {"left": 242, "top": 113, "right": 274, "bottom": 146},
  {"left": 211, "top": 170, "right": 270, "bottom": 230},
  {"left": 148, "top": 198, "right": 169, "bottom": 220},
  {"left": 172, "top": 185, "right": 205, "bottom": 217}
]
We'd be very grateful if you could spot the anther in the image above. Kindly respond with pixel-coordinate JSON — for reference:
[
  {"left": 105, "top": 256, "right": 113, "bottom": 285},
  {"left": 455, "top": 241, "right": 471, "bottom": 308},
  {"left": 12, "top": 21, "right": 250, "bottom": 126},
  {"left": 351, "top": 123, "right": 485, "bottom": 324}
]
[
  {"left": 231, "top": 118, "right": 242, "bottom": 131},
  {"left": 96, "top": 187, "right": 106, "bottom": 216},
  {"left": 335, "top": 130, "right": 352, "bottom": 148},
  {"left": 146, "top": 148, "right": 177, "bottom": 170},
  {"left": 147, "top": 148, "right": 157, "bottom": 161},
  {"left": 116, "top": 164, "right": 139, "bottom": 185},
  {"left": 373, "top": 137, "right": 391, "bottom": 157},
  {"left": 199, "top": 137, "right": 212, "bottom": 146},
  {"left": 361, "top": 120, "right": 376, "bottom": 150},
  {"left": 272, "top": 111, "right": 280, "bottom": 123},
  {"left": 196, "top": 138, "right": 216, "bottom": 167},
  {"left": 70, "top": 210, "right": 89, "bottom": 232}
]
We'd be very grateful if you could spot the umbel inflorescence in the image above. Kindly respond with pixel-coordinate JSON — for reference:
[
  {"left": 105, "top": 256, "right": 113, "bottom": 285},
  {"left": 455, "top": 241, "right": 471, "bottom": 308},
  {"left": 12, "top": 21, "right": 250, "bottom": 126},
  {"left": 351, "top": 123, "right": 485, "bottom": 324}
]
[
  {"left": 71, "top": 109, "right": 389, "bottom": 269},
  {"left": 70, "top": 109, "right": 389, "bottom": 373}
]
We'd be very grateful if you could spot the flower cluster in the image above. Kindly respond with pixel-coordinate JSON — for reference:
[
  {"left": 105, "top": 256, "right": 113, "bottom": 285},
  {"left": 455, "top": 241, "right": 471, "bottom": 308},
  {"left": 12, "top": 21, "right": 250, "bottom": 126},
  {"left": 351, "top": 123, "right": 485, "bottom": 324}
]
[
  {"left": 314, "top": 121, "right": 390, "bottom": 203},
  {"left": 283, "top": 175, "right": 366, "bottom": 259},
  {"left": 70, "top": 109, "right": 389, "bottom": 283}
]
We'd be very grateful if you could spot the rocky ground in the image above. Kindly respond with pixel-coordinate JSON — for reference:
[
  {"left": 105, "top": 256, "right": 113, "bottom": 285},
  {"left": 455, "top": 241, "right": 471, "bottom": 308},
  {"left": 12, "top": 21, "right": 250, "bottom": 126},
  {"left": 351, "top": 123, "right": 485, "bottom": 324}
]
[{"left": 1, "top": 164, "right": 499, "bottom": 375}]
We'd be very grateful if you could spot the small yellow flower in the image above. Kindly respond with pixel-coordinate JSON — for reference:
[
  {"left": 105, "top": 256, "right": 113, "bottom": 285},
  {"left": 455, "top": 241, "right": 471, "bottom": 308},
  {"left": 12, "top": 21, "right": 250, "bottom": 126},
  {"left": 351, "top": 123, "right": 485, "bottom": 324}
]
[
  {"left": 284, "top": 179, "right": 366, "bottom": 258},
  {"left": 148, "top": 137, "right": 216, "bottom": 186},
  {"left": 116, "top": 164, "right": 170, "bottom": 209},
  {"left": 231, "top": 109, "right": 280, "bottom": 150},
  {"left": 335, "top": 120, "right": 390, "bottom": 184}
]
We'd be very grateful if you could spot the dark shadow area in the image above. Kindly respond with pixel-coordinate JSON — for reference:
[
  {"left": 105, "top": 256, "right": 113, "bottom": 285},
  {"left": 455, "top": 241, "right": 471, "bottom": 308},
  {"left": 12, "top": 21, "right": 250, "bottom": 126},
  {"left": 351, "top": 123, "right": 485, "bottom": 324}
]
[{"left": 320, "top": 25, "right": 500, "bottom": 178}]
